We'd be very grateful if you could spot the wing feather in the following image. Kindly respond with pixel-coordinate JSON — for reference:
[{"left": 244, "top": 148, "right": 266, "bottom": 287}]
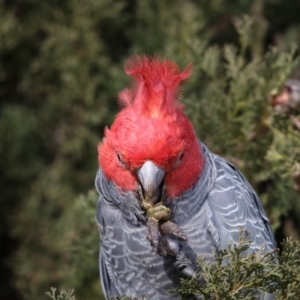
[
  {"left": 96, "top": 171, "right": 181, "bottom": 299},
  {"left": 207, "top": 154, "right": 276, "bottom": 252}
]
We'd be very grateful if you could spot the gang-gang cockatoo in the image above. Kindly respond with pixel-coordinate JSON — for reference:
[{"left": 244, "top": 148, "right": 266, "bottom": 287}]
[{"left": 95, "top": 55, "right": 276, "bottom": 300}]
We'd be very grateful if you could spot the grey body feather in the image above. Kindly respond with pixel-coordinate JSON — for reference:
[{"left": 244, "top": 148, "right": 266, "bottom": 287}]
[{"left": 96, "top": 142, "right": 276, "bottom": 299}]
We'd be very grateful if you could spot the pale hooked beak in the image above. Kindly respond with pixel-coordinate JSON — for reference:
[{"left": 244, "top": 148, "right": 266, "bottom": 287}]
[{"left": 137, "top": 160, "right": 165, "bottom": 205}]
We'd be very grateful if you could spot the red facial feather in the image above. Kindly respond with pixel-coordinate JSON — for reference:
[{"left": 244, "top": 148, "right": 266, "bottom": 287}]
[{"left": 98, "top": 55, "right": 204, "bottom": 197}]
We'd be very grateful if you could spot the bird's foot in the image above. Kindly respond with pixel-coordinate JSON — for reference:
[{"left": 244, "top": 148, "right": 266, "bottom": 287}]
[{"left": 146, "top": 218, "right": 188, "bottom": 256}]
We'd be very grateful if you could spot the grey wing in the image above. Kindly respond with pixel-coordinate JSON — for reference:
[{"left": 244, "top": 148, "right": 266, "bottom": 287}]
[
  {"left": 206, "top": 154, "right": 276, "bottom": 252},
  {"left": 96, "top": 194, "right": 181, "bottom": 300},
  {"left": 97, "top": 195, "right": 147, "bottom": 298}
]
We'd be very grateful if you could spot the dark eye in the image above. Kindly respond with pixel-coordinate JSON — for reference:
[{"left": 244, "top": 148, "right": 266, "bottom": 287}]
[
  {"left": 179, "top": 151, "right": 184, "bottom": 161},
  {"left": 174, "top": 151, "right": 184, "bottom": 167},
  {"left": 117, "top": 152, "right": 126, "bottom": 167}
]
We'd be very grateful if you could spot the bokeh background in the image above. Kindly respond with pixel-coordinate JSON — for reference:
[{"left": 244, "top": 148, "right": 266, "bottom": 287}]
[{"left": 1, "top": 0, "right": 300, "bottom": 299}]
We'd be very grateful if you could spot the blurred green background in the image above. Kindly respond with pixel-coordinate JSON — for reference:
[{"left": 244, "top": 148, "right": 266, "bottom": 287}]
[{"left": 1, "top": 0, "right": 300, "bottom": 299}]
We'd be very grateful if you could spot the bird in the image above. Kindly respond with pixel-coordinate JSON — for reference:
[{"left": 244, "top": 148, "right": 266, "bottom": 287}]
[
  {"left": 95, "top": 55, "right": 276, "bottom": 299},
  {"left": 271, "top": 78, "right": 300, "bottom": 112}
]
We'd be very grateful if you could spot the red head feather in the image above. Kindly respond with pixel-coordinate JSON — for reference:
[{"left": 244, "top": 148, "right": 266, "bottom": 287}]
[
  {"left": 119, "top": 55, "right": 192, "bottom": 116},
  {"left": 99, "top": 55, "right": 203, "bottom": 197}
]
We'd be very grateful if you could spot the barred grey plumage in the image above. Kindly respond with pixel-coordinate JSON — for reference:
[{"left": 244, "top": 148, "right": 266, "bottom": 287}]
[{"left": 95, "top": 142, "right": 276, "bottom": 300}]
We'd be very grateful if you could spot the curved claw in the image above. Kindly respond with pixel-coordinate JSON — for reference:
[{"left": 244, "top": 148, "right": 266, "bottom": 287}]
[{"left": 160, "top": 221, "right": 188, "bottom": 241}]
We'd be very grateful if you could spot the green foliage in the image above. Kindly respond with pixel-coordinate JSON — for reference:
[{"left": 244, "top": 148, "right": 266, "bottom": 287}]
[
  {"left": 183, "top": 28, "right": 299, "bottom": 229},
  {"left": 178, "top": 231, "right": 278, "bottom": 299},
  {"left": 274, "top": 238, "right": 300, "bottom": 299},
  {"left": 0, "top": 0, "right": 127, "bottom": 298},
  {"left": 46, "top": 288, "right": 77, "bottom": 300},
  {"left": 177, "top": 233, "right": 300, "bottom": 300}
]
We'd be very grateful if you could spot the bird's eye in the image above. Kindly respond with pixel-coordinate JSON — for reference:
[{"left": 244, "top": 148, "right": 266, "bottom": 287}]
[
  {"left": 174, "top": 151, "right": 184, "bottom": 167},
  {"left": 117, "top": 152, "right": 126, "bottom": 167},
  {"left": 179, "top": 151, "right": 184, "bottom": 161}
]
